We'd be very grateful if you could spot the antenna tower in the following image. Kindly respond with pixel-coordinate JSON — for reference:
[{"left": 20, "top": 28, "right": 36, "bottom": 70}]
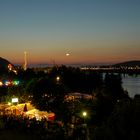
[{"left": 23, "top": 51, "right": 27, "bottom": 71}]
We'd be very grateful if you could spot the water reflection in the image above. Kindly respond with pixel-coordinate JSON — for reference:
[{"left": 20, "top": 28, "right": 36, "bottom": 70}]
[{"left": 122, "top": 74, "right": 140, "bottom": 98}]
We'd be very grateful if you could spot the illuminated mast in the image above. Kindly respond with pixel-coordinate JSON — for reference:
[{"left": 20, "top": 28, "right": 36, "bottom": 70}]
[{"left": 23, "top": 51, "right": 27, "bottom": 71}]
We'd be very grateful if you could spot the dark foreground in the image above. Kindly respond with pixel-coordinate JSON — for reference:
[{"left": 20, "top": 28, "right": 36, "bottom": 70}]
[
  {"left": 0, "top": 129, "right": 39, "bottom": 140},
  {"left": 0, "top": 114, "right": 90, "bottom": 140}
]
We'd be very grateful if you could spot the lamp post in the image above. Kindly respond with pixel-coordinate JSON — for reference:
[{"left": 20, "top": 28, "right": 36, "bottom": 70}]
[
  {"left": 82, "top": 111, "right": 87, "bottom": 124},
  {"left": 56, "top": 76, "right": 60, "bottom": 84},
  {"left": 82, "top": 111, "right": 89, "bottom": 140},
  {"left": 56, "top": 76, "right": 60, "bottom": 82}
]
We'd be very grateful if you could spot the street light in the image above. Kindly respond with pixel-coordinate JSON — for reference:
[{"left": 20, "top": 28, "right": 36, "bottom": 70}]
[
  {"left": 56, "top": 76, "right": 60, "bottom": 82},
  {"left": 83, "top": 111, "right": 87, "bottom": 117},
  {"left": 82, "top": 111, "right": 87, "bottom": 125}
]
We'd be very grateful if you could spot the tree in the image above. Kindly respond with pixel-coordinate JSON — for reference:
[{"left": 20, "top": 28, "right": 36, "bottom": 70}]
[
  {"left": 91, "top": 97, "right": 139, "bottom": 140},
  {"left": 91, "top": 73, "right": 130, "bottom": 125},
  {"left": 31, "top": 77, "right": 68, "bottom": 111},
  {"left": 104, "top": 73, "right": 127, "bottom": 100}
]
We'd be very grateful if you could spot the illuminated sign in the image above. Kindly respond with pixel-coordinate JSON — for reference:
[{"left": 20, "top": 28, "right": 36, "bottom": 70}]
[{"left": 12, "top": 98, "right": 18, "bottom": 103}]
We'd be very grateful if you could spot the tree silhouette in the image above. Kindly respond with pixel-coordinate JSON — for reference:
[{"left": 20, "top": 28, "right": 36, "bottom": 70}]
[{"left": 92, "top": 97, "right": 139, "bottom": 140}]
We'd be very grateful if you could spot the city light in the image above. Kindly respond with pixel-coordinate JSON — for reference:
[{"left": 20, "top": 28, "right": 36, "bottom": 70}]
[
  {"left": 5, "top": 81, "right": 11, "bottom": 86},
  {"left": 8, "top": 102, "right": 11, "bottom": 105},
  {"left": 0, "top": 81, "right": 3, "bottom": 86},
  {"left": 13, "top": 80, "right": 20, "bottom": 85},
  {"left": 83, "top": 111, "right": 87, "bottom": 117},
  {"left": 0, "top": 80, "right": 20, "bottom": 87},
  {"left": 56, "top": 76, "right": 60, "bottom": 82},
  {"left": 82, "top": 111, "right": 87, "bottom": 125}
]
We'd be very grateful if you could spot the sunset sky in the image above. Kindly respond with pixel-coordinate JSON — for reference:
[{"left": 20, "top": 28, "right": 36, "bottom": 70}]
[{"left": 0, "top": 0, "right": 140, "bottom": 66}]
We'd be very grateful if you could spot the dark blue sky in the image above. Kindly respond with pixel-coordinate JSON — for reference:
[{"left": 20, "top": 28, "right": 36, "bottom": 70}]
[{"left": 0, "top": 0, "right": 140, "bottom": 65}]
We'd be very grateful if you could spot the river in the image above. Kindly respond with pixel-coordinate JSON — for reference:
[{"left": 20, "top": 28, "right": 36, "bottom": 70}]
[{"left": 122, "top": 74, "right": 140, "bottom": 98}]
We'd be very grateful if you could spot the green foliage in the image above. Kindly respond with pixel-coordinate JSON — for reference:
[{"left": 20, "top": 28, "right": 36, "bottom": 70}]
[
  {"left": 104, "top": 73, "right": 126, "bottom": 100},
  {"left": 49, "top": 65, "right": 103, "bottom": 94},
  {"left": 92, "top": 97, "right": 140, "bottom": 140},
  {"left": 91, "top": 73, "right": 130, "bottom": 125},
  {"left": 30, "top": 77, "right": 68, "bottom": 111}
]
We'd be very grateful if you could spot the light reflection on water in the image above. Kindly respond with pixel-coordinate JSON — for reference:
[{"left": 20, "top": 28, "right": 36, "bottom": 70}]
[{"left": 122, "top": 74, "right": 140, "bottom": 98}]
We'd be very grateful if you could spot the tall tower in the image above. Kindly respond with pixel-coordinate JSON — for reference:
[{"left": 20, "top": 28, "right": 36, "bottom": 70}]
[{"left": 23, "top": 51, "right": 27, "bottom": 71}]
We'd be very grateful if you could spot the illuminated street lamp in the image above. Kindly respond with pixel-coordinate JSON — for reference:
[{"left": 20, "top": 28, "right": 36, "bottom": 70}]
[
  {"left": 83, "top": 111, "right": 87, "bottom": 117},
  {"left": 82, "top": 111, "right": 87, "bottom": 124},
  {"left": 56, "top": 76, "right": 60, "bottom": 82},
  {"left": 0, "top": 81, "right": 3, "bottom": 86}
]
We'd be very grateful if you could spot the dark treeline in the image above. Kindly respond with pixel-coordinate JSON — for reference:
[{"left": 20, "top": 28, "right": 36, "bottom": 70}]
[{"left": 91, "top": 96, "right": 140, "bottom": 140}]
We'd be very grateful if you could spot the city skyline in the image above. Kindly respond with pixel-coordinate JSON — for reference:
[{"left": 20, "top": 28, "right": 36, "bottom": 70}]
[{"left": 0, "top": 0, "right": 140, "bottom": 66}]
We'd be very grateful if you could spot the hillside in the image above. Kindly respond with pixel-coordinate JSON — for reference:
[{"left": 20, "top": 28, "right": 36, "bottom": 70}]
[
  {"left": 114, "top": 60, "right": 140, "bottom": 67},
  {"left": 0, "top": 57, "right": 12, "bottom": 70}
]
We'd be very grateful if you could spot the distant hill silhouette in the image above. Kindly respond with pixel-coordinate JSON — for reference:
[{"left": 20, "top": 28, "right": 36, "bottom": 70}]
[
  {"left": 114, "top": 60, "right": 140, "bottom": 67},
  {"left": 0, "top": 57, "right": 13, "bottom": 70}
]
